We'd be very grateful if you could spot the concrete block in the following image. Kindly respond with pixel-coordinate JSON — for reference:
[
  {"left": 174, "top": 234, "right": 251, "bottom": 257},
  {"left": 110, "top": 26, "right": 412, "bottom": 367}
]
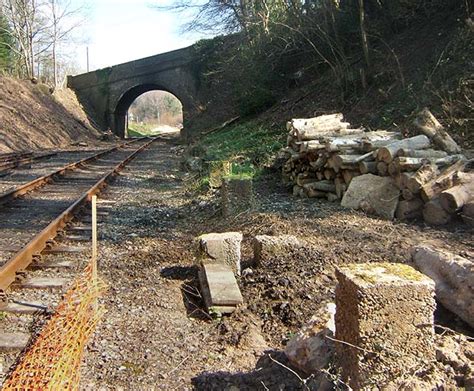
[
  {"left": 253, "top": 235, "right": 303, "bottom": 266},
  {"left": 208, "top": 160, "right": 232, "bottom": 188},
  {"left": 335, "top": 263, "right": 436, "bottom": 390},
  {"left": 221, "top": 177, "right": 254, "bottom": 217},
  {"left": 197, "top": 232, "right": 242, "bottom": 275},
  {"left": 341, "top": 174, "right": 400, "bottom": 220},
  {"left": 198, "top": 263, "right": 243, "bottom": 315}
]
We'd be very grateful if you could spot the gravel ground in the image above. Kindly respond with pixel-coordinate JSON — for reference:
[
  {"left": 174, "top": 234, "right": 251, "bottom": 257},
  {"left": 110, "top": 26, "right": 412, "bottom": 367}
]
[{"left": 76, "top": 133, "right": 473, "bottom": 390}]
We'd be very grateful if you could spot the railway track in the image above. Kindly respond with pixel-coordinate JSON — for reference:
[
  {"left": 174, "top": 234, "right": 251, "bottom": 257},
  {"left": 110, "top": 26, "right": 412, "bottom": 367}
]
[{"left": 0, "top": 137, "right": 155, "bottom": 306}]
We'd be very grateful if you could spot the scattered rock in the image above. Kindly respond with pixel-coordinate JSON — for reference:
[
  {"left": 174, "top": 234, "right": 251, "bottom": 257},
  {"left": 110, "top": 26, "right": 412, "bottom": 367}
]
[
  {"left": 341, "top": 174, "right": 400, "bottom": 220},
  {"left": 284, "top": 303, "right": 335, "bottom": 375}
]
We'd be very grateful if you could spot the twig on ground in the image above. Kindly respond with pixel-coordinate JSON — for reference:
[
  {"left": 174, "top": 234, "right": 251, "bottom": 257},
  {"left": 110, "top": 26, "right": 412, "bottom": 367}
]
[
  {"left": 268, "top": 354, "right": 313, "bottom": 390},
  {"left": 325, "top": 335, "right": 379, "bottom": 356}
]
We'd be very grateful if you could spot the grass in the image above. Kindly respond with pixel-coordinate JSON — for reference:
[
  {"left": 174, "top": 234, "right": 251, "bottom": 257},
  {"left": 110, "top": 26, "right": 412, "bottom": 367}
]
[
  {"left": 127, "top": 122, "right": 166, "bottom": 137},
  {"left": 199, "top": 120, "right": 286, "bottom": 165},
  {"left": 186, "top": 120, "right": 285, "bottom": 192}
]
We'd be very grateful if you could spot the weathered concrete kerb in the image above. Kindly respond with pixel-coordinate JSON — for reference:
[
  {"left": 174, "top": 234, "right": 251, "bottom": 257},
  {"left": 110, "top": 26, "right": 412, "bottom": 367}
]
[{"left": 67, "top": 46, "right": 200, "bottom": 138}]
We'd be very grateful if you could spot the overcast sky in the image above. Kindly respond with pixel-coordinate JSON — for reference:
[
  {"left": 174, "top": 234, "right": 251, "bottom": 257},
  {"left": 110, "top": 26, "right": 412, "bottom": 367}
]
[{"left": 73, "top": 0, "right": 205, "bottom": 73}]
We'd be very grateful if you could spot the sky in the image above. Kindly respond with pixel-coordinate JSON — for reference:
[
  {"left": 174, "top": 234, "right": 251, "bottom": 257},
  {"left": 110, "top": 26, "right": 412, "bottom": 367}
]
[{"left": 72, "top": 0, "right": 205, "bottom": 73}]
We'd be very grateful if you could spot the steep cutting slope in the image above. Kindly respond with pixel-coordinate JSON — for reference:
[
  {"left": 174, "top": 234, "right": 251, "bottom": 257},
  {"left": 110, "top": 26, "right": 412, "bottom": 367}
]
[{"left": 0, "top": 77, "right": 101, "bottom": 153}]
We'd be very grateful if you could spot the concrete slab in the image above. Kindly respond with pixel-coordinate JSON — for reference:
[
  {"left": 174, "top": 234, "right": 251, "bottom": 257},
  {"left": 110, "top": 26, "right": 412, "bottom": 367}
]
[
  {"left": 13, "top": 277, "right": 68, "bottom": 289},
  {"left": 199, "top": 263, "right": 243, "bottom": 314},
  {"left": 30, "top": 260, "right": 75, "bottom": 269},
  {"left": 43, "top": 246, "right": 86, "bottom": 254},
  {"left": 2, "top": 301, "right": 48, "bottom": 314},
  {"left": 0, "top": 333, "right": 30, "bottom": 351}
]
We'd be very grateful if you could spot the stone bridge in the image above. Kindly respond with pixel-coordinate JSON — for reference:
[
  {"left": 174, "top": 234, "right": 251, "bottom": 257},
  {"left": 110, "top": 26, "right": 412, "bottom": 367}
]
[{"left": 67, "top": 45, "right": 199, "bottom": 138}]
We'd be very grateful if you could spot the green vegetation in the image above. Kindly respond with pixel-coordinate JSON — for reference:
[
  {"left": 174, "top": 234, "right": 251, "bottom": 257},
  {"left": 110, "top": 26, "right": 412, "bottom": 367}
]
[
  {"left": 127, "top": 123, "right": 157, "bottom": 137},
  {"left": 199, "top": 121, "right": 285, "bottom": 165},
  {"left": 348, "top": 262, "right": 425, "bottom": 284}
]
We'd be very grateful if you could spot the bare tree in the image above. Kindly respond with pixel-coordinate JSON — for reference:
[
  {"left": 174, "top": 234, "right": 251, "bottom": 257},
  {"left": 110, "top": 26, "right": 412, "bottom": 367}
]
[{"left": 0, "top": 0, "right": 84, "bottom": 83}]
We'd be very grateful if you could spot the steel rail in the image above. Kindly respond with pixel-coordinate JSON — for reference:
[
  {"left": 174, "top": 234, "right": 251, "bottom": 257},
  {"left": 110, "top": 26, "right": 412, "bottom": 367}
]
[
  {"left": 0, "top": 137, "right": 156, "bottom": 294},
  {"left": 0, "top": 138, "right": 144, "bottom": 207}
]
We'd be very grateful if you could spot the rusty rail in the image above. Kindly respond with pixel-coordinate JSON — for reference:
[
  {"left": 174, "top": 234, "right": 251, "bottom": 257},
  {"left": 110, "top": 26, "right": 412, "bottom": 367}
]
[
  {"left": 0, "top": 137, "right": 156, "bottom": 294},
  {"left": 0, "top": 138, "right": 144, "bottom": 206}
]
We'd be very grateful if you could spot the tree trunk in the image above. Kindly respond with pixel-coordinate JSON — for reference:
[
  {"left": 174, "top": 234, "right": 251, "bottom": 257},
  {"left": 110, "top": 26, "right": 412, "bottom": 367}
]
[
  {"left": 420, "top": 160, "right": 466, "bottom": 202},
  {"left": 413, "top": 108, "right": 461, "bottom": 154},
  {"left": 397, "top": 149, "right": 448, "bottom": 159},
  {"left": 439, "top": 177, "right": 474, "bottom": 213},
  {"left": 377, "top": 135, "right": 431, "bottom": 164},
  {"left": 407, "top": 164, "right": 439, "bottom": 194}
]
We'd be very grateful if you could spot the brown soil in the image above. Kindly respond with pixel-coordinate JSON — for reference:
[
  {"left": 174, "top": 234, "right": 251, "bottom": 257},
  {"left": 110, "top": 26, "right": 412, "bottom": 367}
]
[
  {"left": 79, "top": 133, "right": 473, "bottom": 390},
  {"left": 0, "top": 77, "right": 101, "bottom": 153}
]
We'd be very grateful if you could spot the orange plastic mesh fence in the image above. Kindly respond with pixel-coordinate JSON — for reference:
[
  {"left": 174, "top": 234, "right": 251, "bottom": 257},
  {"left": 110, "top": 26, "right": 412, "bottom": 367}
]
[{"left": 2, "top": 263, "right": 106, "bottom": 391}]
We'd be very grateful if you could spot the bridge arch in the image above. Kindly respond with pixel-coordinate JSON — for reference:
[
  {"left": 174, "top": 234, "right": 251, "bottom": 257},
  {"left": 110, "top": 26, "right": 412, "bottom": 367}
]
[
  {"left": 67, "top": 46, "right": 199, "bottom": 138},
  {"left": 113, "top": 83, "right": 183, "bottom": 138}
]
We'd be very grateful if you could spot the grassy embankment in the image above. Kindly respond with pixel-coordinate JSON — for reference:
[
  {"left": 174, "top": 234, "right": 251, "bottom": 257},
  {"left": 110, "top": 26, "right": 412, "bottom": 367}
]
[
  {"left": 127, "top": 122, "right": 171, "bottom": 137},
  {"left": 191, "top": 120, "right": 286, "bottom": 185}
]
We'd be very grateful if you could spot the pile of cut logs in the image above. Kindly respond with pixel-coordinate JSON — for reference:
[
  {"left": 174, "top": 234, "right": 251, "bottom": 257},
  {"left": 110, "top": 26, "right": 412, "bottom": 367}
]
[{"left": 282, "top": 109, "right": 472, "bottom": 225}]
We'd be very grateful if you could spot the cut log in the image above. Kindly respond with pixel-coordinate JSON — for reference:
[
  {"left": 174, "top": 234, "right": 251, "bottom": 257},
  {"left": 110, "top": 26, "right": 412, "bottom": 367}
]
[
  {"left": 433, "top": 154, "right": 465, "bottom": 167},
  {"left": 413, "top": 108, "right": 461, "bottom": 154},
  {"left": 397, "top": 149, "right": 448, "bottom": 159},
  {"left": 305, "top": 180, "right": 336, "bottom": 193},
  {"left": 359, "top": 161, "right": 378, "bottom": 174},
  {"left": 296, "top": 127, "right": 363, "bottom": 141},
  {"left": 396, "top": 199, "right": 424, "bottom": 220},
  {"left": 309, "top": 156, "right": 327, "bottom": 170},
  {"left": 293, "top": 185, "right": 304, "bottom": 197},
  {"left": 377, "top": 162, "right": 388, "bottom": 176},
  {"left": 391, "top": 157, "right": 429, "bottom": 172},
  {"left": 335, "top": 177, "right": 347, "bottom": 199},
  {"left": 377, "top": 135, "right": 431, "bottom": 164},
  {"left": 461, "top": 201, "right": 474, "bottom": 226},
  {"left": 343, "top": 170, "right": 359, "bottom": 185},
  {"left": 412, "top": 245, "right": 474, "bottom": 327},
  {"left": 420, "top": 160, "right": 466, "bottom": 202},
  {"left": 402, "top": 188, "right": 416, "bottom": 201},
  {"left": 324, "top": 169, "right": 336, "bottom": 180},
  {"left": 288, "top": 114, "right": 344, "bottom": 132},
  {"left": 399, "top": 172, "right": 415, "bottom": 190},
  {"left": 423, "top": 199, "right": 452, "bottom": 225},
  {"left": 303, "top": 184, "right": 327, "bottom": 198},
  {"left": 407, "top": 165, "right": 439, "bottom": 194},
  {"left": 439, "top": 178, "right": 474, "bottom": 213}
]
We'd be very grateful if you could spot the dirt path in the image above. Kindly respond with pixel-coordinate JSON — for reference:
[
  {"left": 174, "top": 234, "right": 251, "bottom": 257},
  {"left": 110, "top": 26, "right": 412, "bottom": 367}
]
[{"left": 80, "top": 134, "right": 473, "bottom": 390}]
